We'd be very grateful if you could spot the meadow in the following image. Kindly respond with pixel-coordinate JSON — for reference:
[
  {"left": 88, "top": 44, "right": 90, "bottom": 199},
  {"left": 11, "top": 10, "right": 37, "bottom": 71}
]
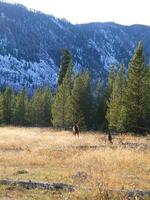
[{"left": 0, "top": 127, "right": 149, "bottom": 199}]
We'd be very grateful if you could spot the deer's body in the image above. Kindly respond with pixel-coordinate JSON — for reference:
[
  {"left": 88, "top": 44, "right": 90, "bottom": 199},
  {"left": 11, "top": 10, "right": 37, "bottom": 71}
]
[
  {"left": 73, "top": 124, "right": 80, "bottom": 137},
  {"left": 108, "top": 129, "right": 113, "bottom": 144}
]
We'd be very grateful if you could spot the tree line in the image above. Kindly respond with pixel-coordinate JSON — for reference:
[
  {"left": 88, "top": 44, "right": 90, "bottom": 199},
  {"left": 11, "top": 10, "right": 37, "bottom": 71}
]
[{"left": 0, "top": 43, "right": 149, "bottom": 134}]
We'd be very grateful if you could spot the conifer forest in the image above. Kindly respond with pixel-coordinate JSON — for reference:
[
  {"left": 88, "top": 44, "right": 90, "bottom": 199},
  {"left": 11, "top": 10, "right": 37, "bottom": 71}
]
[{"left": 0, "top": 43, "right": 149, "bottom": 134}]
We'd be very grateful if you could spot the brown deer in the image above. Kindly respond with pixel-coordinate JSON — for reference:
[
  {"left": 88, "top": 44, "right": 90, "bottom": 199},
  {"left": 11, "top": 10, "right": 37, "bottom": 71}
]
[
  {"left": 73, "top": 124, "right": 80, "bottom": 137},
  {"left": 108, "top": 129, "right": 113, "bottom": 144}
]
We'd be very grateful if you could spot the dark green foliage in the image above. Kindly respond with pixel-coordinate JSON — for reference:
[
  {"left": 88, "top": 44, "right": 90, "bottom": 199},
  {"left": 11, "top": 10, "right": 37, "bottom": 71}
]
[
  {"left": 106, "top": 43, "right": 150, "bottom": 134},
  {"left": 144, "top": 67, "right": 150, "bottom": 129},
  {"left": 122, "top": 43, "right": 150, "bottom": 132},
  {"left": 70, "top": 72, "right": 93, "bottom": 129},
  {"left": 52, "top": 80, "right": 72, "bottom": 128},
  {"left": 52, "top": 63, "right": 73, "bottom": 128},
  {"left": 0, "top": 91, "right": 3, "bottom": 123},
  {"left": 94, "top": 80, "right": 105, "bottom": 129},
  {"left": 13, "top": 88, "right": 28, "bottom": 125},
  {"left": 43, "top": 86, "right": 53, "bottom": 126},
  {"left": 106, "top": 64, "right": 125, "bottom": 131},
  {"left": 103, "top": 65, "right": 116, "bottom": 129},
  {"left": 0, "top": 86, "right": 53, "bottom": 127},
  {"left": 30, "top": 87, "right": 53, "bottom": 126},
  {"left": 58, "top": 49, "right": 73, "bottom": 86},
  {"left": 3, "top": 87, "right": 14, "bottom": 124},
  {"left": 105, "top": 65, "right": 115, "bottom": 102},
  {"left": 25, "top": 98, "right": 32, "bottom": 126},
  {"left": 30, "top": 88, "right": 45, "bottom": 126}
]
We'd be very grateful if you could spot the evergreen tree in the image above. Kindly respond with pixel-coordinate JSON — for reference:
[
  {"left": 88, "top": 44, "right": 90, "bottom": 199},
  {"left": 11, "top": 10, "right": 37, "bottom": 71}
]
[
  {"left": 94, "top": 80, "right": 105, "bottom": 129},
  {"left": 70, "top": 72, "right": 93, "bottom": 129},
  {"left": 52, "top": 67, "right": 73, "bottom": 128},
  {"left": 0, "top": 91, "right": 3, "bottom": 123},
  {"left": 144, "top": 67, "right": 150, "bottom": 129},
  {"left": 51, "top": 81, "right": 70, "bottom": 128},
  {"left": 43, "top": 86, "right": 53, "bottom": 126},
  {"left": 25, "top": 98, "right": 32, "bottom": 126},
  {"left": 3, "top": 87, "right": 14, "bottom": 124},
  {"left": 105, "top": 65, "right": 115, "bottom": 101},
  {"left": 14, "top": 88, "right": 28, "bottom": 125},
  {"left": 104, "top": 65, "right": 116, "bottom": 129},
  {"left": 31, "top": 87, "right": 45, "bottom": 126},
  {"left": 106, "top": 64, "right": 125, "bottom": 131},
  {"left": 52, "top": 50, "right": 73, "bottom": 128},
  {"left": 58, "top": 49, "right": 73, "bottom": 86},
  {"left": 123, "top": 42, "right": 149, "bottom": 133}
]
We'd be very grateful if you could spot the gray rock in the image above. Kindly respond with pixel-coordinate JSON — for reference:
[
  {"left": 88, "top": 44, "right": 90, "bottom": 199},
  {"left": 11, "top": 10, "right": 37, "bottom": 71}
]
[{"left": 0, "top": 179, "right": 74, "bottom": 192}]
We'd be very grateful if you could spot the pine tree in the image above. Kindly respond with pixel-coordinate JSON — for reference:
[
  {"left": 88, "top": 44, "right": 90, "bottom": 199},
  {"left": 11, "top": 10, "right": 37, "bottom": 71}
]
[
  {"left": 25, "top": 98, "right": 32, "bottom": 126},
  {"left": 14, "top": 88, "right": 28, "bottom": 125},
  {"left": 52, "top": 83, "right": 67, "bottom": 128},
  {"left": 144, "top": 67, "right": 150, "bottom": 129},
  {"left": 104, "top": 65, "right": 116, "bottom": 129},
  {"left": 3, "top": 87, "right": 14, "bottom": 124},
  {"left": 31, "top": 87, "right": 45, "bottom": 126},
  {"left": 106, "top": 64, "right": 125, "bottom": 131},
  {"left": 0, "top": 91, "right": 3, "bottom": 123},
  {"left": 43, "top": 86, "right": 53, "bottom": 126},
  {"left": 123, "top": 42, "right": 149, "bottom": 133},
  {"left": 70, "top": 72, "right": 93, "bottom": 129},
  {"left": 94, "top": 80, "right": 105, "bottom": 129},
  {"left": 52, "top": 67, "right": 73, "bottom": 128},
  {"left": 105, "top": 65, "right": 115, "bottom": 101},
  {"left": 58, "top": 49, "right": 73, "bottom": 86},
  {"left": 52, "top": 50, "right": 73, "bottom": 129}
]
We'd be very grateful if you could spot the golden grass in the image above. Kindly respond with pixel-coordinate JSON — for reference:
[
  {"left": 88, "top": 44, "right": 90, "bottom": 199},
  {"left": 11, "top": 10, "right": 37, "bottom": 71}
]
[{"left": 0, "top": 127, "right": 149, "bottom": 199}]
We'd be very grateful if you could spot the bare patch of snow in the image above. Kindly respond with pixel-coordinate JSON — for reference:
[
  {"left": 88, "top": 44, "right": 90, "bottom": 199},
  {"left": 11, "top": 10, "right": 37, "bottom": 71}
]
[{"left": 0, "top": 54, "right": 58, "bottom": 93}]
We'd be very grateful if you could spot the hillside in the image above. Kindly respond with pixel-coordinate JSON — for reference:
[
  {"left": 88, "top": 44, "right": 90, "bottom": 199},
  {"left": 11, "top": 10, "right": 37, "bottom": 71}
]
[{"left": 0, "top": 1, "right": 150, "bottom": 92}]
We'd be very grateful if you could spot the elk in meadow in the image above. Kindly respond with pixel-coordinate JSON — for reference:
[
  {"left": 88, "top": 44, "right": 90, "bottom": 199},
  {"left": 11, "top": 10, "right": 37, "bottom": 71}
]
[
  {"left": 73, "top": 124, "right": 80, "bottom": 137},
  {"left": 108, "top": 129, "right": 113, "bottom": 144}
]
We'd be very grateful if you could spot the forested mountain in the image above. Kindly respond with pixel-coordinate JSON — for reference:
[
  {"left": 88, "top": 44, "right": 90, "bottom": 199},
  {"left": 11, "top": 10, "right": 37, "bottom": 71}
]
[{"left": 0, "top": 1, "right": 150, "bottom": 93}]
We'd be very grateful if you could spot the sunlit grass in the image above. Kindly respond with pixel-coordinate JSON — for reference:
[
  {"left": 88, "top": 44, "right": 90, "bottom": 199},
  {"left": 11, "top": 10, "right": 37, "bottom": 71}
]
[{"left": 0, "top": 127, "right": 149, "bottom": 199}]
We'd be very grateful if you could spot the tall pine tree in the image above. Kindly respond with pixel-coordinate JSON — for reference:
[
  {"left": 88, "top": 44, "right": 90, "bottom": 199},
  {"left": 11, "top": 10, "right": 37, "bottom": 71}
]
[
  {"left": 70, "top": 72, "right": 93, "bottom": 129},
  {"left": 104, "top": 65, "right": 115, "bottom": 129},
  {"left": 58, "top": 49, "right": 73, "bottom": 86},
  {"left": 14, "top": 88, "right": 28, "bottom": 125},
  {"left": 144, "top": 67, "right": 150, "bottom": 129},
  {"left": 0, "top": 91, "right": 3, "bottom": 123},
  {"left": 94, "top": 80, "right": 105, "bottom": 129},
  {"left": 106, "top": 64, "right": 125, "bottom": 131},
  {"left": 52, "top": 51, "right": 73, "bottom": 128},
  {"left": 123, "top": 42, "right": 149, "bottom": 133},
  {"left": 43, "top": 86, "right": 53, "bottom": 126},
  {"left": 31, "top": 87, "right": 45, "bottom": 126},
  {"left": 3, "top": 87, "right": 14, "bottom": 124},
  {"left": 25, "top": 98, "right": 32, "bottom": 126},
  {"left": 105, "top": 65, "right": 115, "bottom": 101}
]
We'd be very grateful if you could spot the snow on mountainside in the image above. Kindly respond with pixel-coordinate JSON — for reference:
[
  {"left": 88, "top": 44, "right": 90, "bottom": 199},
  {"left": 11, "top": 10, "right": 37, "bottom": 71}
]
[
  {"left": 0, "top": 2, "right": 150, "bottom": 92},
  {"left": 0, "top": 54, "right": 58, "bottom": 93}
]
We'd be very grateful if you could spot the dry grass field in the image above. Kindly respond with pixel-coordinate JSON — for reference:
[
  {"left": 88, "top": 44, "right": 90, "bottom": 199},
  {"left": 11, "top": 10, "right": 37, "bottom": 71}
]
[{"left": 0, "top": 127, "right": 149, "bottom": 199}]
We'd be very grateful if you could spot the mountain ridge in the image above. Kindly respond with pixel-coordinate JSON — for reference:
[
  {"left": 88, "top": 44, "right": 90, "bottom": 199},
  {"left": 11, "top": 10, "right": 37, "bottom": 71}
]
[{"left": 0, "top": 1, "right": 150, "bottom": 93}]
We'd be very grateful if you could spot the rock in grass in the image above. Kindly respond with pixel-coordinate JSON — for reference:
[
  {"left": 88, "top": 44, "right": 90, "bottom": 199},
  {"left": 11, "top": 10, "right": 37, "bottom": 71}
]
[
  {"left": 0, "top": 179, "right": 74, "bottom": 192},
  {"left": 16, "top": 170, "right": 28, "bottom": 175}
]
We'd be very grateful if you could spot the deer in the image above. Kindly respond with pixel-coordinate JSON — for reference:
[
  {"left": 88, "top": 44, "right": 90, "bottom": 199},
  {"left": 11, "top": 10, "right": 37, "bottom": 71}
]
[
  {"left": 108, "top": 129, "right": 113, "bottom": 144},
  {"left": 73, "top": 124, "right": 80, "bottom": 137}
]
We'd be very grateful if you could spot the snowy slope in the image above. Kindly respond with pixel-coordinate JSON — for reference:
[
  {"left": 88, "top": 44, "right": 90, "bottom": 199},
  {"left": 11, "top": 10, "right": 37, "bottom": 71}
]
[
  {"left": 0, "top": 2, "right": 150, "bottom": 92},
  {"left": 0, "top": 54, "right": 58, "bottom": 93}
]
